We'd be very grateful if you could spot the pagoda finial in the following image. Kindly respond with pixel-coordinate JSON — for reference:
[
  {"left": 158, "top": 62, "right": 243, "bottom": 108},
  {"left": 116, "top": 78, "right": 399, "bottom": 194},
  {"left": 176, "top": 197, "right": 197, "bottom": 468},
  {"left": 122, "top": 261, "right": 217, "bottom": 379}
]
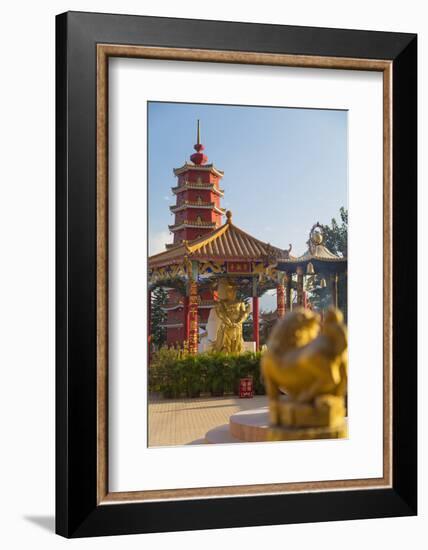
[{"left": 191, "top": 119, "right": 208, "bottom": 164}]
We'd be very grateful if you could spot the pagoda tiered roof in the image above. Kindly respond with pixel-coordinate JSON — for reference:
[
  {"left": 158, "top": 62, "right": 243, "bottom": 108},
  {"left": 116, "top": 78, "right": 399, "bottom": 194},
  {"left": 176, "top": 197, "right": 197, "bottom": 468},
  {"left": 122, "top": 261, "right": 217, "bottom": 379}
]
[
  {"left": 173, "top": 162, "right": 224, "bottom": 178},
  {"left": 168, "top": 219, "right": 218, "bottom": 232},
  {"left": 171, "top": 180, "right": 224, "bottom": 196},
  {"left": 149, "top": 211, "right": 287, "bottom": 268},
  {"left": 170, "top": 200, "right": 225, "bottom": 215}
]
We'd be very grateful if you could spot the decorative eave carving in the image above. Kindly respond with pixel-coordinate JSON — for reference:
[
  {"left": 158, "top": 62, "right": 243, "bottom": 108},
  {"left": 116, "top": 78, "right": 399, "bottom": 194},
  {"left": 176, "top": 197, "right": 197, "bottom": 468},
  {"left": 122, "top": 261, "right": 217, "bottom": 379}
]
[
  {"left": 170, "top": 201, "right": 225, "bottom": 215},
  {"left": 173, "top": 163, "right": 224, "bottom": 178},
  {"left": 168, "top": 220, "right": 217, "bottom": 232},
  {"left": 171, "top": 181, "right": 225, "bottom": 197}
]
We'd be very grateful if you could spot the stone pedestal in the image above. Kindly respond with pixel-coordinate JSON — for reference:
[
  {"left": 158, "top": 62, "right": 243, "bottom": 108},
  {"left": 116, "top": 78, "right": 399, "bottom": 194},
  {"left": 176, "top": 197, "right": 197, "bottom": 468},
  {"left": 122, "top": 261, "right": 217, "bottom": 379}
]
[
  {"left": 276, "top": 395, "right": 346, "bottom": 428},
  {"left": 204, "top": 405, "right": 347, "bottom": 444},
  {"left": 268, "top": 420, "right": 347, "bottom": 442},
  {"left": 268, "top": 395, "right": 347, "bottom": 440}
]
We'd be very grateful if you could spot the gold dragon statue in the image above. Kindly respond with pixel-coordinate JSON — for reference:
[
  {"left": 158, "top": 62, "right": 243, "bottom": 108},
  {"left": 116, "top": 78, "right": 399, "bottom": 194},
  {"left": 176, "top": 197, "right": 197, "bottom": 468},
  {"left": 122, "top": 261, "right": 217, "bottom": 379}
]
[{"left": 261, "top": 307, "right": 348, "bottom": 441}]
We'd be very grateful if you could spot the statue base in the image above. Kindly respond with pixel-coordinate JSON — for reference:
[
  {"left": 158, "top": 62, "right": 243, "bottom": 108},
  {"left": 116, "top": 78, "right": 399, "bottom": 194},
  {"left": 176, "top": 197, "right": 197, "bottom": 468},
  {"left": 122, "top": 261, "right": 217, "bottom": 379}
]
[
  {"left": 268, "top": 420, "right": 347, "bottom": 441},
  {"left": 203, "top": 406, "right": 347, "bottom": 444},
  {"left": 274, "top": 394, "right": 346, "bottom": 428}
]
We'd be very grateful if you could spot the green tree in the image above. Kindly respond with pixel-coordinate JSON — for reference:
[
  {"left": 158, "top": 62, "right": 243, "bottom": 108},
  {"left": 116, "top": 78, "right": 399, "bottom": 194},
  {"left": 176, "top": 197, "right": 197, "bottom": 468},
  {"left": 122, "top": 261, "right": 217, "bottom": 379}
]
[
  {"left": 323, "top": 207, "right": 348, "bottom": 257},
  {"left": 242, "top": 317, "right": 254, "bottom": 343},
  {"left": 150, "top": 286, "right": 168, "bottom": 348},
  {"left": 307, "top": 207, "right": 348, "bottom": 318},
  {"left": 306, "top": 276, "right": 331, "bottom": 311}
]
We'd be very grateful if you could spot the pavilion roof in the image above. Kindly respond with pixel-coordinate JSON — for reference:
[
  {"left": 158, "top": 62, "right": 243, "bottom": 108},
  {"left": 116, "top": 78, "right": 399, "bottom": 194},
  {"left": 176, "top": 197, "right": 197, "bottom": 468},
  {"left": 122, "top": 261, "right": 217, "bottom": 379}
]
[
  {"left": 149, "top": 211, "right": 287, "bottom": 268},
  {"left": 287, "top": 242, "right": 346, "bottom": 263}
]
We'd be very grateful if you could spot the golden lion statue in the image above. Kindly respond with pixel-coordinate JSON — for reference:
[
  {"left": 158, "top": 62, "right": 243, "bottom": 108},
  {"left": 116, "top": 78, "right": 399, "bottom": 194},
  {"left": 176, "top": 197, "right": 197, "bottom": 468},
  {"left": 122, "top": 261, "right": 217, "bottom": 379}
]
[{"left": 261, "top": 308, "right": 347, "bottom": 433}]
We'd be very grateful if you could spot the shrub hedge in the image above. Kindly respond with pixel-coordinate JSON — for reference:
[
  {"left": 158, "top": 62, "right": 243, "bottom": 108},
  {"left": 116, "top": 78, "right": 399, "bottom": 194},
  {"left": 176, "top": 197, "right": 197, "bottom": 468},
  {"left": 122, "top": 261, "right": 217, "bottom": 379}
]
[{"left": 149, "top": 348, "right": 265, "bottom": 398}]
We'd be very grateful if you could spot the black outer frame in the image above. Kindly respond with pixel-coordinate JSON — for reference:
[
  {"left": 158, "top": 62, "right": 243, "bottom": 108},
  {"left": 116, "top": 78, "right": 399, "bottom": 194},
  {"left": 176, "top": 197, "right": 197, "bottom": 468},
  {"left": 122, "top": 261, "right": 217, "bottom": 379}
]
[{"left": 56, "top": 11, "right": 417, "bottom": 538}]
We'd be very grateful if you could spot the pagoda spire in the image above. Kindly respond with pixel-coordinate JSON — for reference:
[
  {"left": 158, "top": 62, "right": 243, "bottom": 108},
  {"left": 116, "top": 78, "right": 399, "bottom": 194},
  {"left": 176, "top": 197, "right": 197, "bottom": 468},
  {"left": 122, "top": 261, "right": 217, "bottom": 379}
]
[
  {"left": 191, "top": 119, "right": 208, "bottom": 165},
  {"left": 196, "top": 118, "right": 201, "bottom": 146}
]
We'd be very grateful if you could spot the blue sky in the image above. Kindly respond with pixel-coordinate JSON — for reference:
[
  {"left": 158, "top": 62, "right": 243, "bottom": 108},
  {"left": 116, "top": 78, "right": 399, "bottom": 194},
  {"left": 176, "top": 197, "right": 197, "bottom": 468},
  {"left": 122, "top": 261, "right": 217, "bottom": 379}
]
[{"left": 148, "top": 102, "right": 347, "bottom": 309}]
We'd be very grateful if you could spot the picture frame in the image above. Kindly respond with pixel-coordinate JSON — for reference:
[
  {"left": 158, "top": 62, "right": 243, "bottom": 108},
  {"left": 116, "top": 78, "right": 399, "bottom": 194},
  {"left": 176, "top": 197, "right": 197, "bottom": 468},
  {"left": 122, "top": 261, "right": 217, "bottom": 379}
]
[{"left": 56, "top": 11, "right": 417, "bottom": 537}]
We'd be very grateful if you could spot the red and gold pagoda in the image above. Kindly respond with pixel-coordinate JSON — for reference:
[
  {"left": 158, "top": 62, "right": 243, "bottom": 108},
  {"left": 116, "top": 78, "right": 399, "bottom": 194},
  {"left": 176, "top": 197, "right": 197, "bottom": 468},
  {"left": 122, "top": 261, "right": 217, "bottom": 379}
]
[
  {"left": 163, "top": 121, "right": 225, "bottom": 345},
  {"left": 168, "top": 120, "right": 225, "bottom": 245}
]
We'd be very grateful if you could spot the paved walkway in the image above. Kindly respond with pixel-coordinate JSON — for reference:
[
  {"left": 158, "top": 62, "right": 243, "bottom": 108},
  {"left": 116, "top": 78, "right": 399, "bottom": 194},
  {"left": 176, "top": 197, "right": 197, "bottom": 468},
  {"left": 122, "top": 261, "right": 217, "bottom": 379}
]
[{"left": 148, "top": 395, "right": 268, "bottom": 447}]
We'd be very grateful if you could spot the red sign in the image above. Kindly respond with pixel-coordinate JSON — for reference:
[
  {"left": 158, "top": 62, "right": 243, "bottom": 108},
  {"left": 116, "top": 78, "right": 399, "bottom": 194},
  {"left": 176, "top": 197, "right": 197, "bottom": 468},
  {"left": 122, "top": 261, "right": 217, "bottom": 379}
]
[
  {"left": 227, "top": 261, "right": 252, "bottom": 274},
  {"left": 239, "top": 377, "right": 254, "bottom": 398}
]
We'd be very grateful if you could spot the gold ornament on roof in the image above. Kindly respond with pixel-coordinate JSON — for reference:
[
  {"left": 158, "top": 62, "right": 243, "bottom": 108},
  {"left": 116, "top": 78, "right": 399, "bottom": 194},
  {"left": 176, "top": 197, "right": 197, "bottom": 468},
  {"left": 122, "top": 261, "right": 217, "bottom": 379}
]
[{"left": 308, "top": 222, "right": 325, "bottom": 253}]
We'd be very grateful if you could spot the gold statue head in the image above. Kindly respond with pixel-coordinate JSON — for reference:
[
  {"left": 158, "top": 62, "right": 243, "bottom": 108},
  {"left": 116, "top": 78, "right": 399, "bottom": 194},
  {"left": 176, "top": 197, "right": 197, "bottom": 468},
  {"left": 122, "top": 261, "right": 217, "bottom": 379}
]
[
  {"left": 267, "top": 308, "right": 320, "bottom": 357},
  {"left": 217, "top": 278, "right": 237, "bottom": 301}
]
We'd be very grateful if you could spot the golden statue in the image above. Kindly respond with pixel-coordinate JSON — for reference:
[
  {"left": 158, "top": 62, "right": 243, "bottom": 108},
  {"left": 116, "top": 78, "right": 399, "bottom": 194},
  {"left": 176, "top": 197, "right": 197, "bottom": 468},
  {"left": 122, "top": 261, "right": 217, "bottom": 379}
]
[
  {"left": 261, "top": 307, "right": 348, "bottom": 441},
  {"left": 213, "top": 279, "right": 250, "bottom": 354}
]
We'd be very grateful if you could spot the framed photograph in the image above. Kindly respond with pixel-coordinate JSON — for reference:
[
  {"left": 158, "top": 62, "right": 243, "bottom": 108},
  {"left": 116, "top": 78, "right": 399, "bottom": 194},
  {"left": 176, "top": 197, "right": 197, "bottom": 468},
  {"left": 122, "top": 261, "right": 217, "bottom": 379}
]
[{"left": 56, "top": 11, "right": 417, "bottom": 537}]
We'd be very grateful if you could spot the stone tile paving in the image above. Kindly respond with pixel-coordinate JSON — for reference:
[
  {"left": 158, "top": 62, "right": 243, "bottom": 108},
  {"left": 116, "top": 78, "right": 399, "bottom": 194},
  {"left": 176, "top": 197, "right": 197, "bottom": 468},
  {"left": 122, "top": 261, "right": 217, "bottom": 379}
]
[{"left": 148, "top": 395, "right": 268, "bottom": 447}]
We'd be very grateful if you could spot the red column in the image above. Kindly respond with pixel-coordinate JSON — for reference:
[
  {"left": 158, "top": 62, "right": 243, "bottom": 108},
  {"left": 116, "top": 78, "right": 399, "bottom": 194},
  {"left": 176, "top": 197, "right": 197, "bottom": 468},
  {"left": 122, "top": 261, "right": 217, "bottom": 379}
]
[
  {"left": 253, "top": 296, "right": 259, "bottom": 351},
  {"left": 183, "top": 295, "right": 190, "bottom": 344},
  {"left": 297, "top": 268, "right": 304, "bottom": 307},
  {"left": 277, "top": 283, "right": 285, "bottom": 318},
  {"left": 331, "top": 273, "right": 338, "bottom": 308},
  {"left": 285, "top": 273, "right": 292, "bottom": 312},
  {"left": 188, "top": 281, "right": 199, "bottom": 354}
]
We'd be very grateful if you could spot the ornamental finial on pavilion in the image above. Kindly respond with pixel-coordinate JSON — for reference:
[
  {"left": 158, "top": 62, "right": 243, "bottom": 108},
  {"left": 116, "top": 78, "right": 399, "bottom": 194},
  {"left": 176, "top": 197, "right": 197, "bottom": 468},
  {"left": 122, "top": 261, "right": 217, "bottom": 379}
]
[
  {"left": 190, "top": 119, "right": 208, "bottom": 165},
  {"left": 308, "top": 222, "right": 324, "bottom": 254}
]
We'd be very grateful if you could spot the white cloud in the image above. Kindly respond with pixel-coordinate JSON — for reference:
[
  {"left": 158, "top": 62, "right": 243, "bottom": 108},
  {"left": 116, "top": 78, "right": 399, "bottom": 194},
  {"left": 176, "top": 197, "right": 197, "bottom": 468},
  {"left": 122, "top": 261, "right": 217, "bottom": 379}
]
[{"left": 149, "top": 230, "right": 172, "bottom": 255}]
